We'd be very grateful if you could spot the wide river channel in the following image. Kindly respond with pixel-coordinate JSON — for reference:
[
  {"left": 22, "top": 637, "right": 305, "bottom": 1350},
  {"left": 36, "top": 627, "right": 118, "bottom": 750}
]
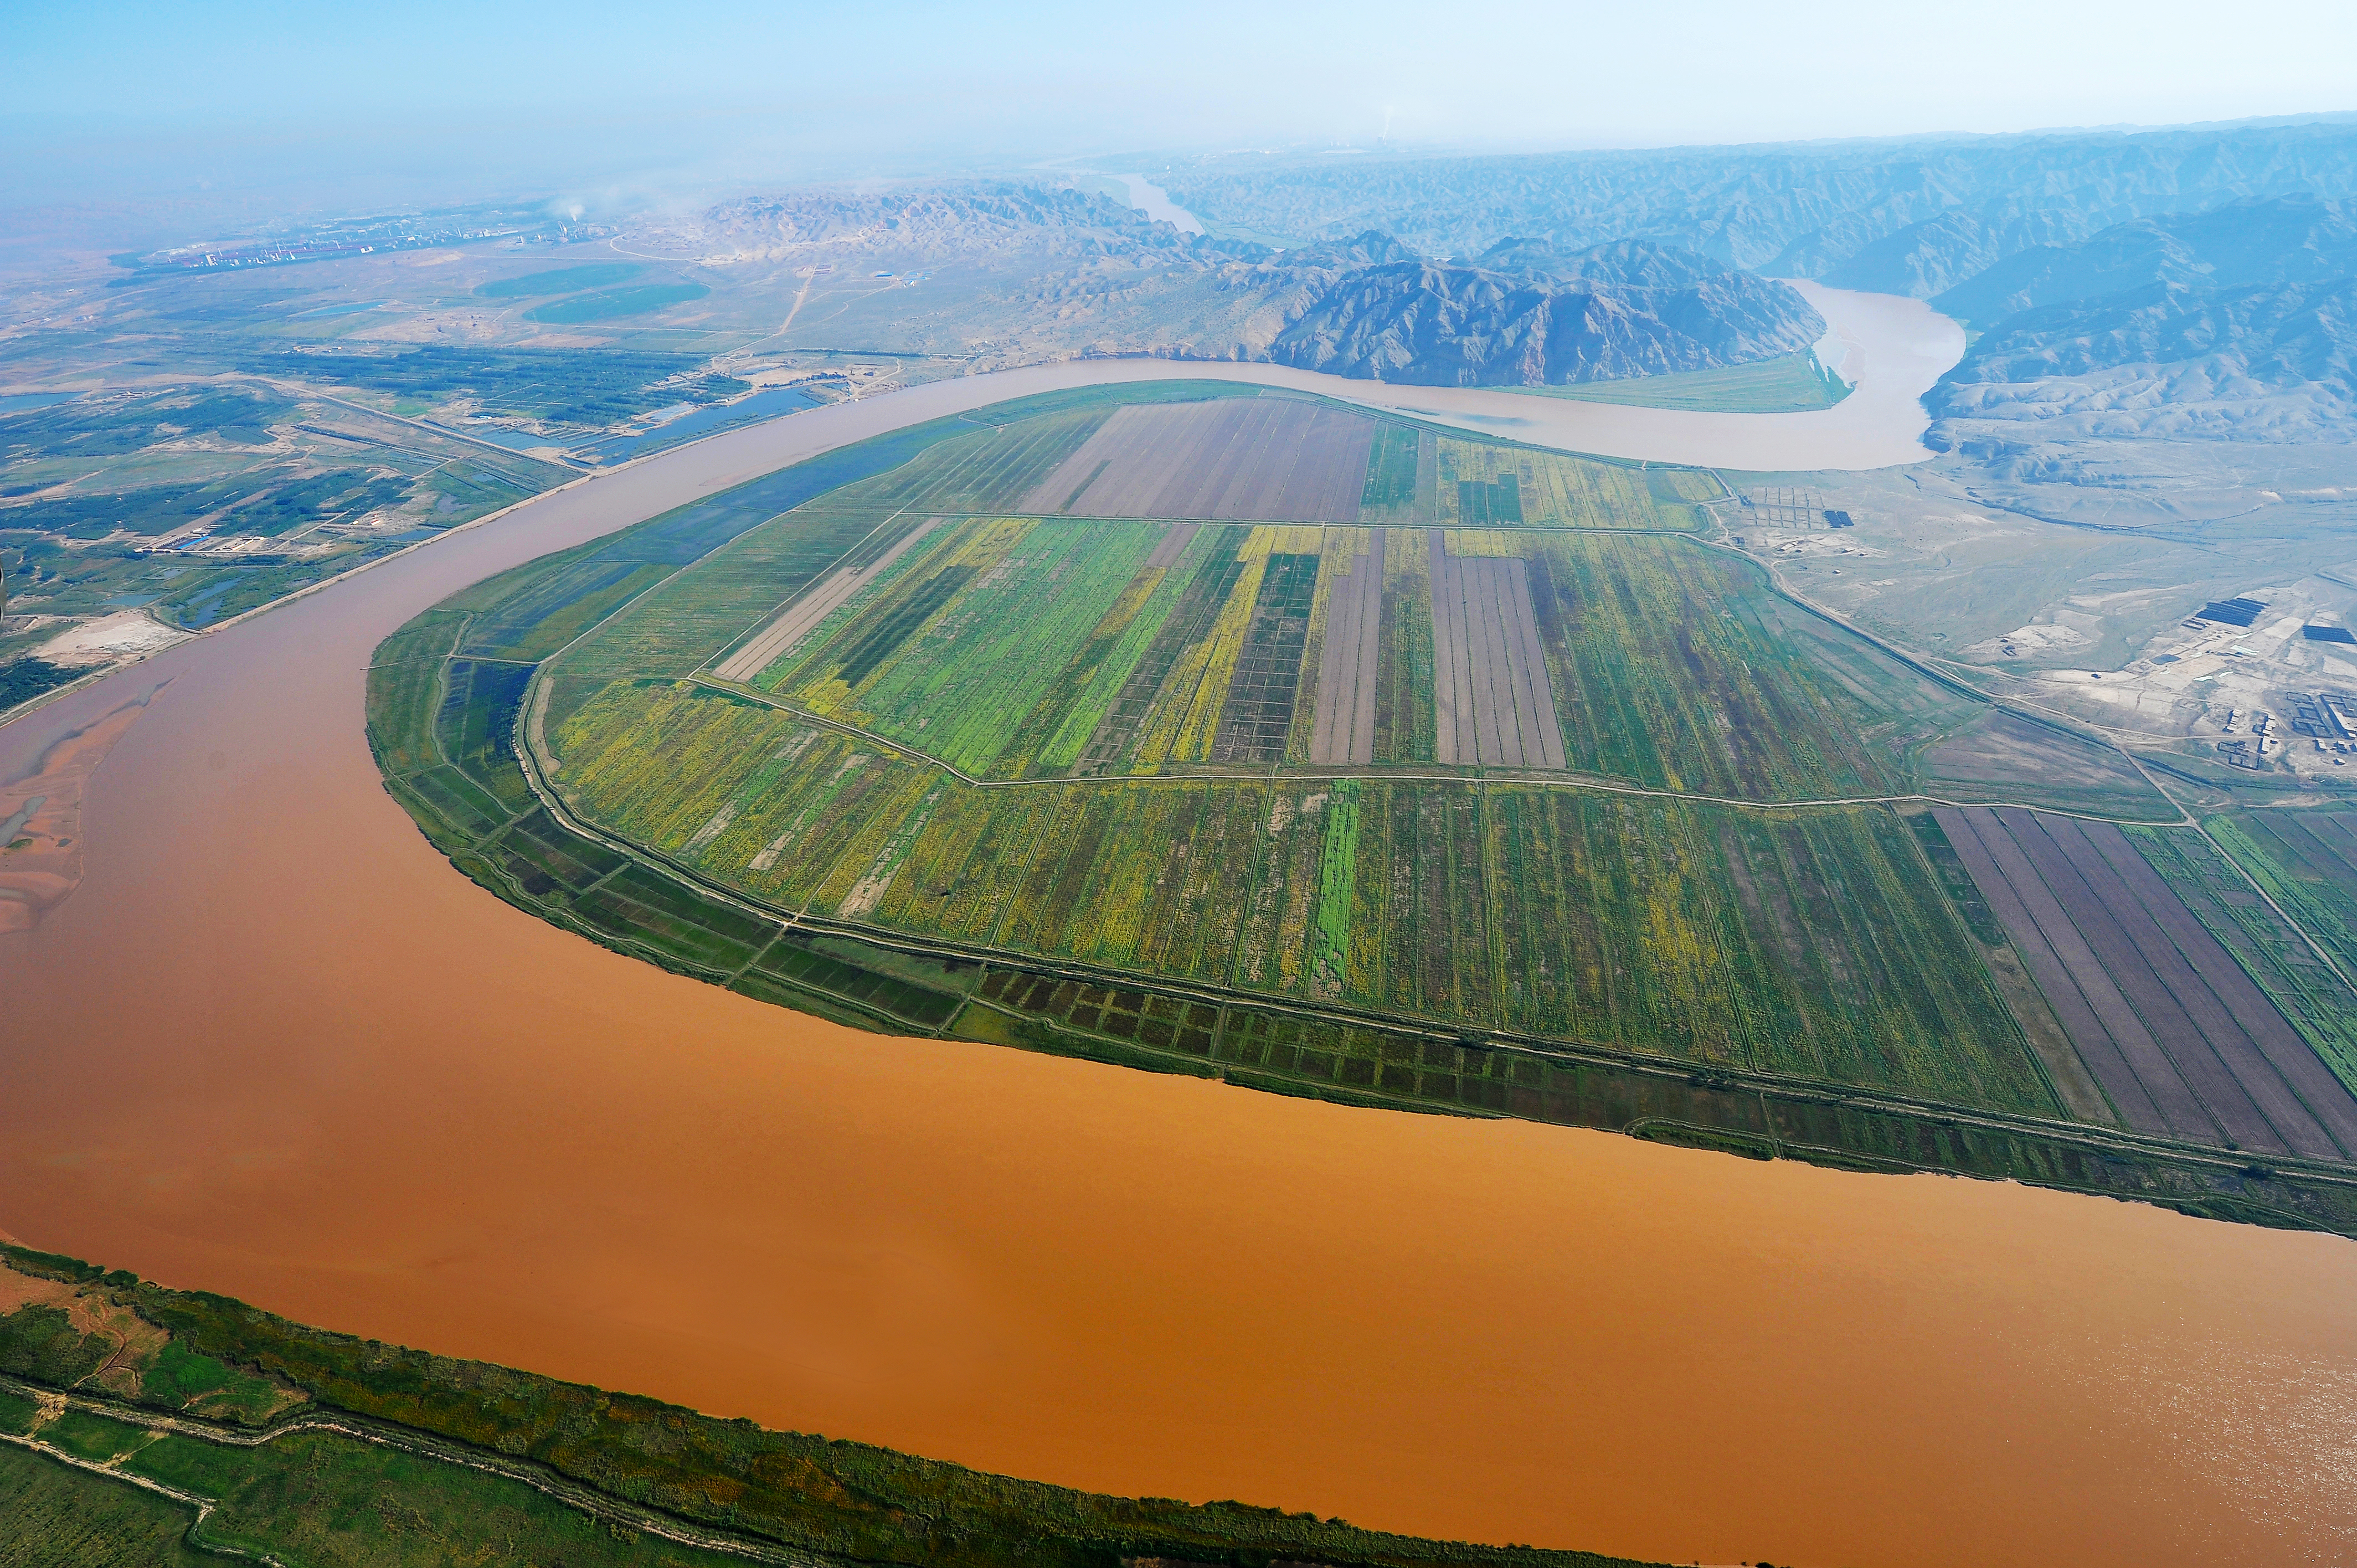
[{"left": 5, "top": 290, "right": 2354, "bottom": 1567}]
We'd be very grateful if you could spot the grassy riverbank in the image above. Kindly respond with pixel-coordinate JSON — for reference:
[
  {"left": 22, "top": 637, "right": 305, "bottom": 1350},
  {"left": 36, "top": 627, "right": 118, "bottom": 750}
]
[{"left": 0, "top": 1242, "right": 1661, "bottom": 1568}]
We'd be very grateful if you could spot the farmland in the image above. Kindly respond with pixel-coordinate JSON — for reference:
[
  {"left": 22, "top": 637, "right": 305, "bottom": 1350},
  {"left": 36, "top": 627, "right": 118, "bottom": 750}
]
[
  {"left": 661, "top": 506, "right": 1949, "bottom": 797},
  {"left": 1434, "top": 438, "right": 1719, "bottom": 529},
  {"left": 1932, "top": 807, "right": 2357, "bottom": 1158},
  {"left": 368, "top": 381, "right": 2357, "bottom": 1218},
  {"left": 2203, "top": 809, "right": 2357, "bottom": 1004},
  {"left": 0, "top": 383, "right": 575, "bottom": 709}
]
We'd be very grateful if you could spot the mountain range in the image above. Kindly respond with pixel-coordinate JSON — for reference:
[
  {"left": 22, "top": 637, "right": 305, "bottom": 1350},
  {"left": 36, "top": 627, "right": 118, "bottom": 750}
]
[
  {"left": 1145, "top": 121, "right": 2357, "bottom": 438},
  {"left": 1262, "top": 235, "right": 1824, "bottom": 386},
  {"left": 1928, "top": 196, "right": 2357, "bottom": 444},
  {"left": 673, "top": 186, "right": 1826, "bottom": 388},
  {"left": 1160, "top": 118, "right": 2357, "bottom": 288}
]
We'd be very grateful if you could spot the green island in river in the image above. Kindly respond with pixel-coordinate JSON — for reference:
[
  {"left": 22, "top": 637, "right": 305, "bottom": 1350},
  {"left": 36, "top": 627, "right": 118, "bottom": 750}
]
[{"left": 364, "top": 380, "right": 2357, "bottom": 1235}]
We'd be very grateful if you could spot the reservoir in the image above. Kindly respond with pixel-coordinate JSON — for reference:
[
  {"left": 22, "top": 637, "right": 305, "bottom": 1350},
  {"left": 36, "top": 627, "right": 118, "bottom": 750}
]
[{"left": 4, "top": 311, "right": 2354, "bottom": 1568}]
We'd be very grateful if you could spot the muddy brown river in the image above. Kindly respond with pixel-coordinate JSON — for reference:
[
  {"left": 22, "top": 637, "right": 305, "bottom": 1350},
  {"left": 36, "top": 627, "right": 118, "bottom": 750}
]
[{"left": 5, "top": 331, "right": 2355, "bottom": 1567}]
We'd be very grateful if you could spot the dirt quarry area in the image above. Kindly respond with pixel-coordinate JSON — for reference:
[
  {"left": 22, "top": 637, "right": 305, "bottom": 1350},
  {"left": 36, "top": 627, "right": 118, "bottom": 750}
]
[
  {"left": 34, "top": 610, "right": 188, "bottom": 668},
  {"left": 1989, "top": 584, "right": 2357, "bottom": 777}
]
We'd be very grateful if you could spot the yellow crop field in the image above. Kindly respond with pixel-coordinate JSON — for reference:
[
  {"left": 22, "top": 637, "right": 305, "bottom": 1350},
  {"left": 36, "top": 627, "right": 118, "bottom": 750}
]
[
  {"left": 1170, "top": 554, "right": 1269, "bottom": 762},
  {"left": 1654, "top": 468, "right": 1723, "bottom": 503},
  {"left": 1442, "top": 529, "right": 1520, "bottom": 557},
  {"left": 553, "top": 680, "right": 804, "bottom": 849},
  {"left": 1240, "top": 524, "right": 1326, "bottom": 558},
  {"left": 1438, "top": 438, "right": 1697, "bottom": 529},
  {"left": 815, "top": 770, "right": 947, "bottom": 914},
  {"left": 1129, "top": 539, "right": 1273, "bottom": 771}
]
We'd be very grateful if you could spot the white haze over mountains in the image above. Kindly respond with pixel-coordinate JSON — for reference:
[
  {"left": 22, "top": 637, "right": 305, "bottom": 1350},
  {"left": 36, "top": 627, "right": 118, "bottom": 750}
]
[
  {"left": 7, "top": 1, "right": 2357, "bottom": 446},
  {"left": 8, "top": 0, "right": 2357, "bottom": 226}
]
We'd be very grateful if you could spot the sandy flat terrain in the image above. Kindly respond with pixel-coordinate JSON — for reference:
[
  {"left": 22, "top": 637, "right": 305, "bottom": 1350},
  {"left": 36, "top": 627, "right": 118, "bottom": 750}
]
[{"left": 36, "top": 609, "right": 188, "bottom": 667}]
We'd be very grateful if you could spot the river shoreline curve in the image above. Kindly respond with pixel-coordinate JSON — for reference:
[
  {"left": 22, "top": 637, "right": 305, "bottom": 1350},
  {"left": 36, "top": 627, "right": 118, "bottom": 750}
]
[{"left": 6, "top": 295, "right": 2353, "bottom": 1568}]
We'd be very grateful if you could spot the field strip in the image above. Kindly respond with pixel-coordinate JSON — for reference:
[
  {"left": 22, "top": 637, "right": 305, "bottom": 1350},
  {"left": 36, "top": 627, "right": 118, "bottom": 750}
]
[
  {"left": 1936, "top": 806, "right": 2169, "bottom": 1132},
  {"left": 676, "top": 674, "right": 2213, "bottom": 823},
  {"left": 709, "top": 515, "right": 942, "bottom": 681},
  {"left": 505, "top": 676, "right": 2357, "bottom": 1189},
  {"left": 0, "top": 1376, "right": 824, "bottom": 1566},
  {"left": 0, "top": 1430, "right": 263, "bottom": 1565},
  {"left": 1309, "top": 532, "right": 1382, "bottom": 765}
]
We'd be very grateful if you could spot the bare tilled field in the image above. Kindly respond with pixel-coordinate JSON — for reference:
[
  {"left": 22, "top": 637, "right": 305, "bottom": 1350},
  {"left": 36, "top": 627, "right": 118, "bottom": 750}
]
[
  {"left": 1023, "top": 396, "right": 1377, "bottom": 522},
  {"left": 1429, "top": 531, "right": 1567, "bottom": 770},
  {"left": 1309, "top": 532, "right": 1385, "bottom": 765},
  {"left": 1935, "top": 806, "right": 2357, "bottom": 1158}
]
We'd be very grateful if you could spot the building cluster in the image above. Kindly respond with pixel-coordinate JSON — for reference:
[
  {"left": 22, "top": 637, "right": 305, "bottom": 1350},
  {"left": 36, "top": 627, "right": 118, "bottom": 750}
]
[{"left": 2218, "top": 692, "right": 2357, "bottom": 770}]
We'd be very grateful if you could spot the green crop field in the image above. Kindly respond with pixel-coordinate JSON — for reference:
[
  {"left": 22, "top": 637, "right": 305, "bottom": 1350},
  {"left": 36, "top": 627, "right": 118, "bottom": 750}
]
[
  {"left": 2188, "top": 811, "right": 2357, "bottom": 1092},
  {"left": 363, "top": 381, "right": 2357, "bottom": 1220},
  {"left": 2204, "top": 810, "right": 2357, "bottom": 984},
  {"left": 595, "top": 508, "right": 1960, "bottom": 796},
  {"left": 1500, "top": 352, "right": 1850, "bottom": 413},
  {"left": 0, "top": 1445, "right": 210, "bottom": 1567}
]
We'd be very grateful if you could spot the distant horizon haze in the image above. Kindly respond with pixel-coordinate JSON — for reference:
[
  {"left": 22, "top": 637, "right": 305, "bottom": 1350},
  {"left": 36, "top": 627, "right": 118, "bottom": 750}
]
[{"left": 8, "top": 0, "right": 2357, "bottom": 221}]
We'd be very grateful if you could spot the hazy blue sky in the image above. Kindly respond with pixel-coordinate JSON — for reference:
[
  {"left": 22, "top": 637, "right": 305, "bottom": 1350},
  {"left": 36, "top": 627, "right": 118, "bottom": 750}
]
[{"left": 9, "top": 0, "right": 2356, "bottom": 209}]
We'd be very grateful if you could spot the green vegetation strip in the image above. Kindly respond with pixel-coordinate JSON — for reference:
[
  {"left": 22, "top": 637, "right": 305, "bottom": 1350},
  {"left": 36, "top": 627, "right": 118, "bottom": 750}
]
[
  {"left": 0, "top": 1242, "right": 1662, "bottom": 1568},
  {"left": 1502, "top": 352, "right": 1849, "bottom": 414}
]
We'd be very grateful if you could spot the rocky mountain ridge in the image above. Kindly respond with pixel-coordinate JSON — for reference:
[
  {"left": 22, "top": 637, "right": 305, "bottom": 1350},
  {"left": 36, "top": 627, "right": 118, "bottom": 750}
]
[
  {"left": 1929, "top": 197, "right": 2357, "bottom": 448},
  {"left": 1931, "top": 196, "right": 2357, "bottom": 327},
  {"left": 662, "top": 185, "right": 1826, "bottom": 387},
  {"left": 1263, "top": 236, "right": 1824, "bottom": 386},
  {"left": 1160, "top": 118, "right": 2357, "bottom": 291}
]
